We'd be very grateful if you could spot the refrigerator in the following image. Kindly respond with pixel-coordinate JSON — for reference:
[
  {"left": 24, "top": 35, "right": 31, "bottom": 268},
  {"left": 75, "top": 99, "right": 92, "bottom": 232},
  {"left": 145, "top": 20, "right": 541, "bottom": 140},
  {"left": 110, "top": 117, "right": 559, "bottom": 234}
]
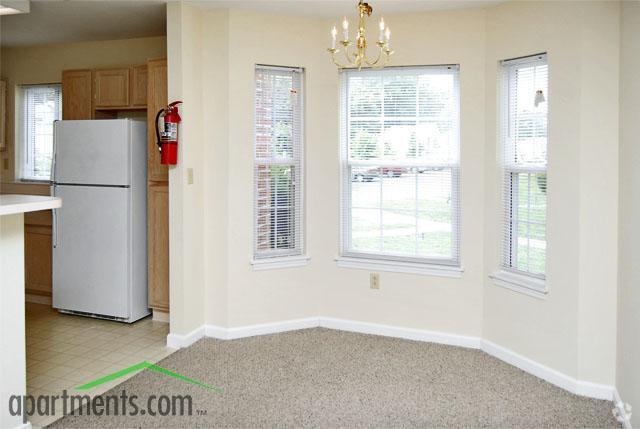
[{"left": 52, "top": 119, "right": 150, "bottom": 323}]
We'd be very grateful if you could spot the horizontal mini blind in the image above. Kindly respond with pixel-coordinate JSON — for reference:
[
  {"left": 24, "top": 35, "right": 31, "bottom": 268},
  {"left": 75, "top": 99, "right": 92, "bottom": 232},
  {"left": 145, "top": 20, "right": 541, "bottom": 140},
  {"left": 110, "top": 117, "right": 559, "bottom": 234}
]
[
  {"left": 500, "top": 54, "right": 548, "bottom": 278},
  {"left": 20, "top": 84, "right": 62, "bottom": 181},
  {"left": 340, "top": 65, "right": 460, "bottom": 265},
  {"left": 253, "top": 65, "right": 304, "bottom": 259}
]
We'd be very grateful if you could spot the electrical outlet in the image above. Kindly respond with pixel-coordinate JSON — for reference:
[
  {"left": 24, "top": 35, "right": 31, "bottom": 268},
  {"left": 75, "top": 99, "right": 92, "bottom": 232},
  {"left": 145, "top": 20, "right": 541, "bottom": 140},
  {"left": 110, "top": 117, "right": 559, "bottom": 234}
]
[
  {"left": 187, "top": 168, "right": 194, "bottom": 185},
  {"left": 370, "top": 273, "right": 380, "bottom": 289}
]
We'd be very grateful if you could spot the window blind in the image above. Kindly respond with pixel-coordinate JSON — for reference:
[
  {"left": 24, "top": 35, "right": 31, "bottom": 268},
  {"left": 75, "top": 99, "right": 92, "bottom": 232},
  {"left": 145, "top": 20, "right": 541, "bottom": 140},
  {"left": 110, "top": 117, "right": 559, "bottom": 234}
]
[
  {"left": 500, "top": 53, "right": 548, "bottom": 278},
  {"left": 20, "top": 84, "right": 62, "bottom": 181},
  {"left": 253, "top": 65, "right": 304, "bottom": 259},
  {"left": 340, "top": 65, "right": 460, "bottom": 265}
]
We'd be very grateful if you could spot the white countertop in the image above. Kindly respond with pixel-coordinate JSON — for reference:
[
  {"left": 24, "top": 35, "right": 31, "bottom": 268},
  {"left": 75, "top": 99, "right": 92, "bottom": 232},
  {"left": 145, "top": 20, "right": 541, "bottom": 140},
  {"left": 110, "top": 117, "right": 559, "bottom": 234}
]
[{"left": 0, "top": 194, "right": 61, "bottom": 216}]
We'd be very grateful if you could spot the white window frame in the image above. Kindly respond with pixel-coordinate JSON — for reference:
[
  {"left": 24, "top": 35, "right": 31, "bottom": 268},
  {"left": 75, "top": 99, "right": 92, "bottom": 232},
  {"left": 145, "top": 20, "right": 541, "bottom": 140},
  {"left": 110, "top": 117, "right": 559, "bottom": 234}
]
[
  {"left": 492, "top": 53, "right": 549, "bottom": 297},
  {"left": 337, "top": 65, "right": 462, "bottom": 277},
  {"left": 251, "top": 65, "right": 308, "bottom": 270},
  {"left": 16, "top": 83, "right": 62, "bottom": 182}
]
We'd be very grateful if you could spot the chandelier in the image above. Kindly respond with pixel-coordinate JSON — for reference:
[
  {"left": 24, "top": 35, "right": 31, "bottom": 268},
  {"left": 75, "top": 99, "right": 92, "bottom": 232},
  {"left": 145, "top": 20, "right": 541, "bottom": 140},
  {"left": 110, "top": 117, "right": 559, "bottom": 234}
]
[{"left": 327, "top": 0, "right": 393, "bottom": 70}]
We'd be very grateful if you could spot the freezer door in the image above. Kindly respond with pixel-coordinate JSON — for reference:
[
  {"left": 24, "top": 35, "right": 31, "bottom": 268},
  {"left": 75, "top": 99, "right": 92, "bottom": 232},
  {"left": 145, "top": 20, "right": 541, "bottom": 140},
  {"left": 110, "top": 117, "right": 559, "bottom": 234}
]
[
  {"left": 54, "top": 120, "right": 130, "bottom": 186},
  {"left": 52, "top": 185, "right": 130, "bottom": 318}
]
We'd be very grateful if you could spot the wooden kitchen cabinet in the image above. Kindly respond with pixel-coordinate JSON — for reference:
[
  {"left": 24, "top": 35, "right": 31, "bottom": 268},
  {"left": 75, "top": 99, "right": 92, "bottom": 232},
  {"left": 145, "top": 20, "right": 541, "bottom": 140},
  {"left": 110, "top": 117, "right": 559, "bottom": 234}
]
[
  {"left": 146, "top": 58, "right": 168, "bottom": 182},
  {"left": 62, "top": 69, "right": 92, "bottom": 120},
  {"left": 131, "top": 65, "right": 148, "bottom": 107},
  {"left": 146, "top": 58, "right": 169, "bottom": 317},
  {"left": 24, "top": 210, "right": 52, "bottom": 297},
  {"left": 147, "top": 183, "right": 169, "bottom": 311},
  {"left": 93, "top": 67, "right": 130, "bottom": 108}
]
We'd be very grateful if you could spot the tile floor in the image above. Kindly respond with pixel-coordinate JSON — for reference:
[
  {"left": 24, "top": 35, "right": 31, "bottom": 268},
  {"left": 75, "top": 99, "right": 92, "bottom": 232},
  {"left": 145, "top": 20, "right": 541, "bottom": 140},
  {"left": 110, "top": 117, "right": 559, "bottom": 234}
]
[{"left": 25, "top": 303, "right": 173, "bottom": 428}]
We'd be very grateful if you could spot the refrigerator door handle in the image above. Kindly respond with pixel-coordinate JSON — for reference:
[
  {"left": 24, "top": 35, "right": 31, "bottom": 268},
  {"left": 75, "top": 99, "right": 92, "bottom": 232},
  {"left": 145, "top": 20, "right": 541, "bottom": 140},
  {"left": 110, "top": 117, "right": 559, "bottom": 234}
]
[
  {"left": 52, "top": 209, "right": 58, "bottom": 248},
  {"left": 52, "top": 120, "right": 59, "bottom": 183},
  {"left": 52, "top": 185, "right": 59, "bottom": 248}
]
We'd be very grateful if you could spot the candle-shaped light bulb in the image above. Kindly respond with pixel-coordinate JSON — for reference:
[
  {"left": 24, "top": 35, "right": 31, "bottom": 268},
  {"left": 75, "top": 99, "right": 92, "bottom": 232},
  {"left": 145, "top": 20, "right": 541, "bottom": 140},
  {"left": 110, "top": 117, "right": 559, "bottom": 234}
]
[
  {"left": 378, "top": 17, "right": 385, "bottom": 42},
  {"left": 385, "top": 27, "right": 391, "bottom": 48},
  {"left": 331, "top": 26, "right": 337, "bottom": 49},
  {"left": 342, "top": 17, "right": 349, "bottom": 41}
]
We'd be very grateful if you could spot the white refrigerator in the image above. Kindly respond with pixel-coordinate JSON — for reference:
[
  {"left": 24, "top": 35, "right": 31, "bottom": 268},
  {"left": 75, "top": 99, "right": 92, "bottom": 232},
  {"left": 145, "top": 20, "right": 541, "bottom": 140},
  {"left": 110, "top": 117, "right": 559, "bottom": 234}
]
[{"left": 52, "top": 119, "right": 150, "bottom": 323}]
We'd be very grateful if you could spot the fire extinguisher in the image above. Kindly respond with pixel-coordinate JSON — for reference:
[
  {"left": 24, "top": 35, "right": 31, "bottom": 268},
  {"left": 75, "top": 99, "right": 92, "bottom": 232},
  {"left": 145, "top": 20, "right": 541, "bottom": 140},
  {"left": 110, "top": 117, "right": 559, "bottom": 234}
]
[{"left": 155, "top": 101, "right": 182, "bottom": 165}]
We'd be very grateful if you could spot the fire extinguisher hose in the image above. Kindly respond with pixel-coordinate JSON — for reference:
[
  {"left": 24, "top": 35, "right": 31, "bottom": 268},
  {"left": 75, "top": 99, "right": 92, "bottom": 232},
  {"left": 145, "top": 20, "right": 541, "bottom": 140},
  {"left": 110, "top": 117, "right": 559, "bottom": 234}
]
[{"left": 154, "top": 108, "right": 164, "bottom": 152}]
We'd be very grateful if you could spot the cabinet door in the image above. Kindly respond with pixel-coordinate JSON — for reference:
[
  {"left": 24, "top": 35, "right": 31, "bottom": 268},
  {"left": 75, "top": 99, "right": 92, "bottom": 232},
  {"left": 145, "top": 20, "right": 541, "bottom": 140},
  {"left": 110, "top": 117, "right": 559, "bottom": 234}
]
[
  {"left": 147, "top": 58, "right": 168, "bottom": 182},
  {"left": 131, "top": 65, "right": 148, "bottom": 107},
  {"left": 94, "top": 68, "right": 130, "bottom": 108},
  {"left": 24, "top": 210, "right": 52, "bottom": 297},
  {"left": 148, "top": 184, "right": 169, "bottom": 311},
  {"left": 62, "top": 70, "right": 92, "bottom": 120}
]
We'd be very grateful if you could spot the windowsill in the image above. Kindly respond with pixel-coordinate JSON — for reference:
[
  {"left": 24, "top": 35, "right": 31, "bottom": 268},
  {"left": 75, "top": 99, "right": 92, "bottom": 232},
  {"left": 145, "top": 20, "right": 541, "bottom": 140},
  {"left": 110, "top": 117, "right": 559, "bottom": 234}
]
[
  {"left": 490, "top": 269, "right": 547, "bottom": 299},
  {"left": 251, "top": 255, "right": 310, "bottom": 271},
  {"left": 18, "top": 179, "right": 51, "bottom": 184},
  {"left": 335, "top": 256, "right": 463, "bottom": 278}
]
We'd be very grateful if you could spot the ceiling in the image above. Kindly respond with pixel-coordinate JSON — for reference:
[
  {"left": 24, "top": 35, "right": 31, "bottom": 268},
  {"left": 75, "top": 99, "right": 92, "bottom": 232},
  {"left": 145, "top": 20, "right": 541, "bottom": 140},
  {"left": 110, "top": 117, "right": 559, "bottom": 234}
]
[
  {"left": 1, "top": 0, "right": 501, "bottom": 48},
  {"left": 1, "top": 0, "right": 167, "bottom": 48},
  {"left": 189, "top": 0, "right": 502, "bottom": 17}
]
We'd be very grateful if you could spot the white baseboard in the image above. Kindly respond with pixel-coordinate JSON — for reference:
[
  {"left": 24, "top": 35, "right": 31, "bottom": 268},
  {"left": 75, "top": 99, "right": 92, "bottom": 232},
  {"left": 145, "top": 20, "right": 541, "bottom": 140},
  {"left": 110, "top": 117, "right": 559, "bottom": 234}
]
[
  {"left": 166, "top": 316, "right": 615, "bottom": 401},
  {"left": 318, "top": 317, "right": 481, "bottom": 349},
  {"left": 613, "top": 388, "right": 633, "bottom": 429},
  {"left": 25, "top": 293, "right": 51, "bottom": 305},
  {"left": 212, "top": 317, "right": 319, "bottom": 340},
  {"left": 166, "top": 325, "right": 205, "bottom": 349},
  {"left": 481, "top": 339, "right": 613, "bottom": 400},
  {"left": 204, "top": 324, "right": 228, "bottom": 339}
]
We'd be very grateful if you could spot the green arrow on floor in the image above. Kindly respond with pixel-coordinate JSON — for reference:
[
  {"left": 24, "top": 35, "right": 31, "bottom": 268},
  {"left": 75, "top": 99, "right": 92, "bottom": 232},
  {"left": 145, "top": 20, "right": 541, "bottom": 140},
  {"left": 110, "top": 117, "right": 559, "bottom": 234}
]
[{"left": 75, "top": 361, "right": 223, "bottom": 393}]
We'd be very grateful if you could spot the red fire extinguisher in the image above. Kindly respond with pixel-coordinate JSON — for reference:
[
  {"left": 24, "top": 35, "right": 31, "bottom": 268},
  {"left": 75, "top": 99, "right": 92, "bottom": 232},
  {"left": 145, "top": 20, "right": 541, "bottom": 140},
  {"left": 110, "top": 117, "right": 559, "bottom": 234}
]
[{"left": 155, "top": 101, "right": 182, "bottom": 165}]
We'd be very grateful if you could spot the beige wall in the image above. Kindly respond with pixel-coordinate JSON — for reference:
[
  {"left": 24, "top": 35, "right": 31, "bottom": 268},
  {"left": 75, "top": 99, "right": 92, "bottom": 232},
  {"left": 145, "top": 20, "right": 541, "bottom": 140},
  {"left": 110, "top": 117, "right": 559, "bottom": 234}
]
[
  {"left": 167, "top": 1, "right": 621, "bottom": 389},
  {"left": 0, "top": 36, "right": 167, "bottom": 185},
  {"left": 617, "top": 0, "right": 640, "bottom": 424},
  {"left": 170, "top": 5, "right": 487, "bottom": 334},
  {"left": 483, "top": 1, "right": 620, "bottom": 385},
  {"left": 166, "top": 2, "right": 207, "bottom": 334}
]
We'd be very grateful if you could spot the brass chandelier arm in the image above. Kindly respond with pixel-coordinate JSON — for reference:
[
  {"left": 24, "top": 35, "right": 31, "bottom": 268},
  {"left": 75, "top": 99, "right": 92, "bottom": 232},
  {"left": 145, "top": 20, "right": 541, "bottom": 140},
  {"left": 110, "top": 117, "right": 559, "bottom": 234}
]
[
  {"left": 364, "top": 45, "right": 384, "bottom": 67},
  {"left": 343, "top": 42, "right": 357, "bottom": 65},
  {"left": 364, "top": 45, "right": 393, "bottom": 69},
  {"left": 327, "top": 48, "right": 350, "bottom": 69},
  {"left": 327, "top": 46, "right": 392, "bottom": 70}
]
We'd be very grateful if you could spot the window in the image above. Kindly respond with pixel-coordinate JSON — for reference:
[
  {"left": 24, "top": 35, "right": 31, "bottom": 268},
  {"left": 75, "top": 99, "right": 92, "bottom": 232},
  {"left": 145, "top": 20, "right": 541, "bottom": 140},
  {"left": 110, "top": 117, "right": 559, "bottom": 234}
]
[
  {"left": 499, "top": 54, "right": 548, "bottom": 283},
  {"left": 253, "top": 65, "right": 305, "bottom": 264},
  {"left": 17, "top": 84, "right": 62, "bottom": 181},
  {"left": 340, "top": 66, "right": 461, "bottom": 270}
]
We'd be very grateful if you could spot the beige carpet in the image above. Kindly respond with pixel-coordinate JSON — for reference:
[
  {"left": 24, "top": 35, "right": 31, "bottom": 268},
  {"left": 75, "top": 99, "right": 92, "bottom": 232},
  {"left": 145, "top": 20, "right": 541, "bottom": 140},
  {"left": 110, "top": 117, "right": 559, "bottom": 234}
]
[{"left": 48, "top": 328, "right": 619, "bottom": 428}]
